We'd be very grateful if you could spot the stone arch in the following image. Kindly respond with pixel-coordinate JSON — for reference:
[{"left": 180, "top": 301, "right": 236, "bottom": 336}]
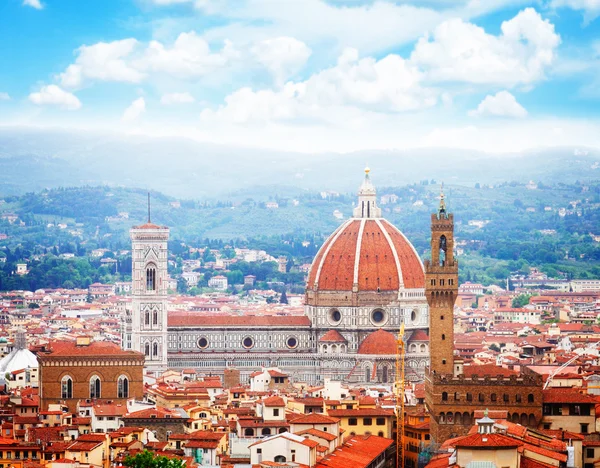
[
  {"left": 528, "top": 414, "right": 536, "bottom": 427},
  {"left": 455, "top": 412, "right": 462, "bottom": 425},
  {"left": 261, "top": 428, "right": 271, "bottom": 436},
  {"left": 520, "top": 413, "right": 528, "bottom": 426},
  {"left": 420, "top": 344, "right": 426, "bottom": 353},
  {"left": 278, "top": 427, "right": 287, "bottom": 434},
  {"left": 61, "top": 375, "right": 73, "bottom": 399},
  {"left": 89, "top": 375, "right": 101, "bottom": 399},
  {"left": 410, "top": 343, "right": 417, "bottom": 353},
  {"left": 511, "top": 413, "right": 519, "bottom": 424},
  {"left": 146, "top": 262, "right": 157, "bottom": 291},
  {"left": 117, "top": 375, "right": 129, "bottom": 398},
  {"left": 463, "top": 412, "right": 471, "bottom": 426},
  {"left": 439, "top": 412, "right": 445, "bottom": 424},
  {"left": 244, "top": 428, "right": 254, "bottom": 436}
]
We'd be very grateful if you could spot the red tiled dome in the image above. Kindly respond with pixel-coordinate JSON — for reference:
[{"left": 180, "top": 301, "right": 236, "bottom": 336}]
[
  {"left": 307, "top": 218, "right": 424, "bottom": 292},
  {"left": 319, "top": 330, "right": 347, "bottom": 343},
  {"left": 357, "top": 329, "right": 397, "bottom": 355}
]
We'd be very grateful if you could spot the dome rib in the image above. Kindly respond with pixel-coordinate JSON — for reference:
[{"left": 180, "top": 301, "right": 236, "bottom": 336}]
[{"left": 352, "top": 219, "right": 366, "bottom": 287}]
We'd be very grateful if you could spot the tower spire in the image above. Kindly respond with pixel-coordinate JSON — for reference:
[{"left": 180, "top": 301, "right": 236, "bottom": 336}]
[
  {"left": 147, "top": 192, "right": 151, "bottom": 223},
  {"left": 439, "top": 182, "right": 446, "bottom": 216}
]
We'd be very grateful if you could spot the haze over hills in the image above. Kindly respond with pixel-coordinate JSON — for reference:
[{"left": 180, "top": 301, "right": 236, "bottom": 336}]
[{"left": 0, "top": 127, "right": 599, "bottom": 198}]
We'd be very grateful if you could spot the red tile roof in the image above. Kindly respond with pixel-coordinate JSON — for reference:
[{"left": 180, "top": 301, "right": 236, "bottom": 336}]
[
  {"left": 315, "top": 434, "right": 393, "bottom": 468},
  {"left": 307, "top": 218, "right": 424, "bottom": 293},
  {"left": 357, "top": 329, "right": 397, "bottom": 355},
  {"left": 168, "top": 314, "right": 310, "bottom": 327},
  {"left": 263, "top": 396, "right": 285, "bottom": 407},
  {"left": 40, "top": 340, "right": 143, "bottom": 358},
  {"left": 453, "top": 433, "right": 522, "bottom": 448},
  {"left": 289, "top": 414, "right": 340, "bottom": 425},
  {"left": 319, "top": 330, "right": 347, "bottom": 343},
  {"left": 410, "top": 330, "right": 429, "bottom": 341},
  {"left": 543, "top": 388, "right": 598, "bottom": 404}
]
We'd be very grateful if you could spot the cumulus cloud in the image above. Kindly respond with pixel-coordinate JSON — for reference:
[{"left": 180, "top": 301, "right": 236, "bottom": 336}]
[
  {"left": 551, "top": 0, "right": 600, "bottom": 24},
  {"left": 122, "top": 97, "right": 146, "bottom": 122},
  {"left": 411, "top": 8, "right": 560, "bottom": 86},
  {"left": 201, "top": 48, "right": 437, "bottom": 124},
  {"left": 0, "top": 92, "right": 10, "bottom": 101},
  {"left": 468, "top": 91, "right": 528, "bottom": 118},
  {"left": 22, "top": 0, "right": 43, "bottom": 9},
  {"left": 59, "top": 39, "right": 144, "bottom": 89},
  {"left": 28, "top": 85, "right": 81, "bottom": 110},
  {"left": 251, "top": 37, "right": 312, "bottom": 85},
  {"left": 160, "top": 92, "right": 195, "bottom": 105},
  {"left": 134, "top": 32, "right": 238, "bottom": 79}
]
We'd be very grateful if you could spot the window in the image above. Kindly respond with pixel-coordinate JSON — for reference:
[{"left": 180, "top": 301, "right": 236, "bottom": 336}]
[
  {"left": 90, "top": 376, "right": 101, "bottom": 399},
  {"left": 273, "top": 409, "right": 280, "bottom": 417},
  {"left": 528, "top": 394, "right": 534, "bottom": 403},
  {"left": 454, "top": 392, "right": 459, "bottom": 401},
  {"left": 198, "top": 337, "right": 208, "bottom": 349},
  {"left": 466, "top": 393, "right": 472, "bottom": 402},
  {"left": 117, "top": 376, "right": 129, "bottom": 399},
  {"left": 491, "top": 393, "right": 497, "bottom": 402},
  {"left": 441, "top": 334, "right": 446, "bottom": 341},
  {"left": 61, "top": 376, "right": 73, "bottom": 399},
  {"left": 503, "top": 394, "right": 509, "bottom": 403},
  {"left": 153, "top": 310, "right": 158, "bottom": 325},
  {"left": 144, "top": 342, "right": 150, "bottom": 356},
  {"left": 587, "top": 448, "right": 594, "bottom": 458},
  {"left": 153, "top": 342, "right": 159, "bottom": 357},
  {"left": 348, "top": 418, "right": 358, "bottom": 426},
  {"left": 442, "top": 392, "right": 448, "bottom": 402},
  {"left": 145, "top": 311, "right": 150, "bottom": 325},
  {"left": 581, "top": 423, "right": 589, "bottom": 434},
  {"left": 242, "top": 337, "right": 255, "bottom": 349},
  {"left": 479, "top": 393, "right": 485, "bottom": 403},
  {"left": 146, "top": 265, "right": 156, "bottom": 291},
  {"left": 363, "top": 418, "right": 373, "bottom": 426},
  {"left": 515, "top": 394, "right": 522, "bottom": 403},
  {"left": 287, "top": 337, "right": 298, "bottom": 349},
  {"left": 376, "top": 418, "right": 385, "bottom": 426}
]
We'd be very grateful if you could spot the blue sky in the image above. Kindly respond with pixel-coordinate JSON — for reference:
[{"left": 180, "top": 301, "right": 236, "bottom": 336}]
[{"left": 1, "top": 0, "right": 599, "bottom": 152}]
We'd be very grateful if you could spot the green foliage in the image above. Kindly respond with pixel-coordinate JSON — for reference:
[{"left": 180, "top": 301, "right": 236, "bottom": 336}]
[
  {"left": 512, "top": 294, "right": 532, "bottom": 308},
  {"left": 124, "top": 450, "right": 185, "bottom": 468}
]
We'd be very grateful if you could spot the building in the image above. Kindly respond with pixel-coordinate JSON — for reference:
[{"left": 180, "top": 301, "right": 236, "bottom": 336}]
[
  {"left": 122, "top": 215, "right": 170, "bottom": 375},
  {"left": 424, "top": 190, "right": 543, "bottom": 443},
  {"left": 207, "top": 275, "right": 228, "bottom": 290},
  {"left": 39, "top": 336, "right": 144, "bottom": 412},
  {"left": 129, "top": 169, "right": 429, "bottom": 384}
]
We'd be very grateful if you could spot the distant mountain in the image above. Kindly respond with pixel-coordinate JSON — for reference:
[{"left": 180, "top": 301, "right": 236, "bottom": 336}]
[{"left": 0, "top": 127, "right": 598, "bottom": 198}]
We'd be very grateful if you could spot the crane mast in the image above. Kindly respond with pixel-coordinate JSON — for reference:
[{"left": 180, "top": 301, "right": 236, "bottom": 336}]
[{"left": 395, "top": 324, "right": 405, "bottom": 468}]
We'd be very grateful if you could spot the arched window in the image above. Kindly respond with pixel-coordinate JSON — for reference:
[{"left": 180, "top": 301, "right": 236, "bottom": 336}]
[
  {"left": 146, "top": 265, "right": 156, "bottom": 291},
  {"left": 153, "top": 342, "right": 159, "bottom": 357},
  {"left": 244, "top": 428, "right": 254, "bottom": 436},
  {"left": 527, "top": 394, "right": 534, "bottom": 403},
  {"left": 153, "top": 310, "right": 158, "bottom": 325},
  {"left": 439, "top": 235, "right": 447, "bottom": 266},
  {"left": 439, "top": 412, "right": 445, "bottom": 424},
  {"left": 491, "top": 393, "right": 497, "bottom": 402},
  {"left": 503, "top": 394, "right": 509, "bottom": 403},
  {"left": 420, "top": 344, "right": 426, "bottom": 353},
  {"left": 381, "top": 366, "right": 388, "bottom": 383},
  {"left": 515, "top": 394, "right": 522, "bottom": 403},
  {"left": 145, "top": 311, "right": 150, "bottom": 325},
  {"left": 90, "top": 376, "right": 101, "bottom": 399},
  {"left": 144, "top": 342, "right": 150, "bottom": 356},
  {"left": 118, "top": 376, "right": 129, "bottom": 399},
  {"left": 274, "top": 456, "right": 286, "bottom": 462},
  {"left": 61, "top": 376, "right": 73, "bottom": 399},
  {"left": 262, "top": 428, "right": 271, "bottom": 436},
  {"left": 365, "top": 366, "right": 371, "bottom": 383},
  {"left": 442, "top": 392, "right": 448, "bottom": 402},
  {"left": 478, "top": 393, "right": 485, "bottom": 403}
]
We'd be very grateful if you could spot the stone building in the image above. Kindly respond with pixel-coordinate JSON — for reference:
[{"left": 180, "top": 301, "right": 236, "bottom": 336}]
[
  {"left": 125, "top": 169, "right": 430, "bottom": 384},
  {"left": 38, "top": 336, "right": 144, "bottom": 412},
  {"left": 424, "top": 191, "right": 543, "bottom": 443}
]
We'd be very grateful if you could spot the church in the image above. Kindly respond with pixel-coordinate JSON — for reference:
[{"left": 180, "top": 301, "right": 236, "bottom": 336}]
[{"left": 122, "top": 169, "right": 431, "bottom": 384}]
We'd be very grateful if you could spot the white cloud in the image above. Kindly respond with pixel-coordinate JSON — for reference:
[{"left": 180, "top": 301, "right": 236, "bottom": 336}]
[
  {"left": 468, "top": 91, "right": 528, "bottom": 118},
  {"left": 251, "top": 37, "right": 312, "bottom": 85},
  {"left": 160, "top": 92, "right": 195, "bottom": 105},
  {"left": 59, "top": 39, "right": 144, "bottom": 89},
  {"left": 411, "top": 8, "right": 560, "bottom": 86},
  {"left": 551, "top": 0, "right": 600, "bottom": 24},
  {"left": 28, "top": 85, "right": 82, "bottom": 110},
  {"left": 0, "top": 92, "right": 10, "bottom": 101},
  {"left": 23, "top": 0, "right": 43, "bottom": 9},
  {"left": 135, "top": 32, "right": 238, "bottom": 79},
  {"left": 122, "top": 97, "right": 146, "bottom": 122},
  {"left": 201, "top": 48, "right": 437, "bottom": 124}
]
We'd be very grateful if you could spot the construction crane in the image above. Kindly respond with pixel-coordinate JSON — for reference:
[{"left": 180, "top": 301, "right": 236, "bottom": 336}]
[
  {"left": 395, "top": 324, "right": 406, "bottom": 468},
  {"left": 543, "top": 338, "right": 600, "bottom": 389}
]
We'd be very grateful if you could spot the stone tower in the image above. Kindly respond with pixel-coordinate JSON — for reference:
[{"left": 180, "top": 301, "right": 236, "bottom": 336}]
[
  {"left": 127, "top": 200, "right": 170, "bottom": 376},
  {"left": 424, "top": 186, "right": 457, "bottom": 376}
]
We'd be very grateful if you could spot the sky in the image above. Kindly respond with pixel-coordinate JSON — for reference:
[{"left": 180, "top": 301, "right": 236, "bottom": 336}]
[{"left": 1, "top": 0, "right": 600, "bottom": 153}]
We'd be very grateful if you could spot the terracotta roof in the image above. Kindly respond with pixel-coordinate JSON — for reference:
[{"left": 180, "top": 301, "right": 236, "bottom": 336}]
[
  {"left": 328, "top": 408, "right": 393, "bottom": 417},
  {"left": 463, "top": 364, "right": 518, "bottom": 377},
  {"left": 133, "top": 222, "right": 166, "bottom": 230},
  {"left": 357, "top": 329, "right": 397, "bottom": 355},
  {"left": 263, "top": 396, "right": 285, "bottom": 407},
  {"left": 168, "top": 314, "right": 310, "bottom": 327},
  {"left": 319, "top": 330, "right": 347, "bottom": 343},
  {"left": 295, "top": 428, "right": 337, "bottom": 442},
  {"left": 307, "top": 218, "right": 424, "bottom": 292},
  {"left": 40, "top": 340, "right": 143, "bottom": 358},
  {"left": 315, "top": 435, "right": 393, "bottom": 468},
  {"left": 453, "top": 433, "right": 523, "bottom": 449},
  {"left": 543, "top": 388, "right": 598, "bottom": 404},
  {"left": 410, "top": 330, "right": 429, "bottom": 341},
  {"left": 289, "top": 414, "right": 340, "bottom": 424}
]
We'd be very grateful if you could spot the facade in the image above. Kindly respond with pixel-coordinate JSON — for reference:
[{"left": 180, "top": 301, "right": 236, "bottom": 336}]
[
  {"left": 424, "top": 194, "right": 543, "bottom": 443},
  {"left": 38, "top": 336, "right": 144, "bottom": 412},
  {"left": 130, "top": 170, "right": 429, "bottom": 384},
  {"left": 122, "top": 217, "right": 170, "bottom": 375}
]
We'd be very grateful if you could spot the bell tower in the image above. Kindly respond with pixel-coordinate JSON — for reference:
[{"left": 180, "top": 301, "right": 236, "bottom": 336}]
[
  {"left": 424, "top": 185, "right": 457, "bottom": 376},
  {"left": 126, "top": 195, "right": 170, "bottom": 376}
]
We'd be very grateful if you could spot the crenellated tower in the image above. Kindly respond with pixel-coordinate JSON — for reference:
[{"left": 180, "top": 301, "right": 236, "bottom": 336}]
[{"left": 424, "top": 186, "right": 457, "bottom": 376}]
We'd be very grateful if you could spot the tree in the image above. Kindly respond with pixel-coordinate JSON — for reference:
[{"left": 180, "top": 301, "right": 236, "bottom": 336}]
[
  {"left": 512, "top": 294, "right": 531, "bottom": 308},
  {"left": 279, "top": 289, "right": 288, "bottom": 304},
  {"left": 124, "top": 450, "right": 185, "bottom": 468}
]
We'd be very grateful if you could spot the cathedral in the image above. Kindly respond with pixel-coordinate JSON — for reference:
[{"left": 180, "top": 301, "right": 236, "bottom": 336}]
[{"left": 122, "top": 169, "right": 431, "bottom": 384}]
